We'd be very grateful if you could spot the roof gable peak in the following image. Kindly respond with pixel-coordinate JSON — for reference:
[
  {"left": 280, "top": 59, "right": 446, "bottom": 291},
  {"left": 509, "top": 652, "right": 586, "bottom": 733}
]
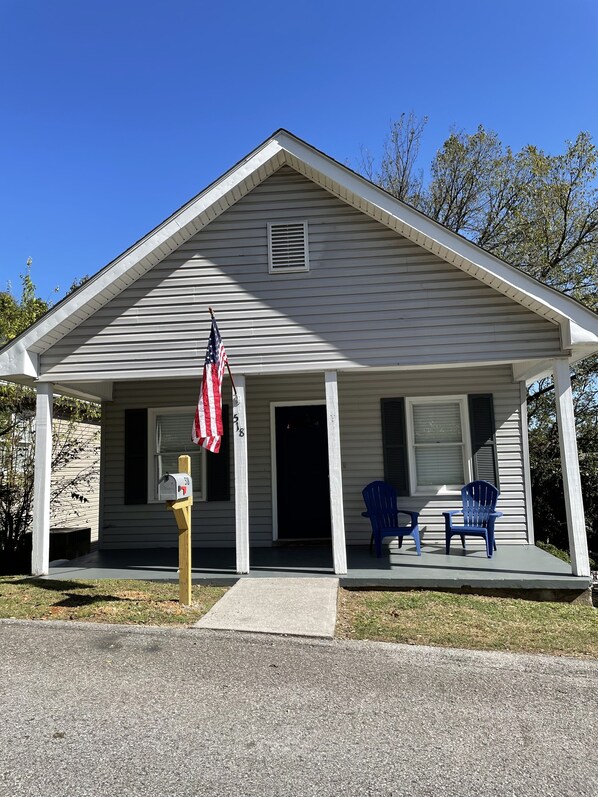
[{"left": 1, "top": 129, "right": 597, "bottom": 381}]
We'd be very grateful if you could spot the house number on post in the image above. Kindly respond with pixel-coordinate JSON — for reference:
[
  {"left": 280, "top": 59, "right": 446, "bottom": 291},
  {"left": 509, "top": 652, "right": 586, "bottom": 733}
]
[{"left": 233, "top": 413, "right": 245, "bottom": 437}]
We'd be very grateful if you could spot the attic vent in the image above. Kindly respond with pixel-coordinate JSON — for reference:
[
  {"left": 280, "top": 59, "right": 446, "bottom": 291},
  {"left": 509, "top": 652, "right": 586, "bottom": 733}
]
[{"left": 268, "top": 221, "right": 309, "bottom": 273}]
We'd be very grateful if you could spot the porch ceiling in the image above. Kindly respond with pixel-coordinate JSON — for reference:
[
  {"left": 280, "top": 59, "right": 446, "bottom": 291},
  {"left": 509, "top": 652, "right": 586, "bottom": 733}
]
[{"left": 37, "top": 356, "right": 550, "bottom": 404}]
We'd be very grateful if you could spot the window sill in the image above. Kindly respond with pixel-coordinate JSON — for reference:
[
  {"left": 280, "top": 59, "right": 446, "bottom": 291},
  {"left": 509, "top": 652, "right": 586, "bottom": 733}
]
[{"left": 147, "top": 496, "right": 205, "bottom": 504}]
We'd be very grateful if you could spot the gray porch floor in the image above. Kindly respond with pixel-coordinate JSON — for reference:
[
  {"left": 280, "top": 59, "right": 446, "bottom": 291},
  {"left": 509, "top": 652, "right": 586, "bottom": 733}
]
[{"left": 45, "top": 542, "right": 590, "bottom": 591}]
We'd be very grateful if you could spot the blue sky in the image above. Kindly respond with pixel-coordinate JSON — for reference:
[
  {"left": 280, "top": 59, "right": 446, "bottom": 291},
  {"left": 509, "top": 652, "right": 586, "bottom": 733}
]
[{"left": 1, "top": 0, "right": 597, "bottom": 302}]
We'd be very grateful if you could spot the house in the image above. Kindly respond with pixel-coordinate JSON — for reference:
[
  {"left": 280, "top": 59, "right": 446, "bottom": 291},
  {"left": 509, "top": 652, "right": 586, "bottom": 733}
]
[
  {"left": 50, "top": 415, "right": 100, "bottom": 542},
  {"left": 0, "top": 384, "right": 99, "bottom": 569},
  {"left": 1, "top": 130, "right": 596, "bottom": 582}
]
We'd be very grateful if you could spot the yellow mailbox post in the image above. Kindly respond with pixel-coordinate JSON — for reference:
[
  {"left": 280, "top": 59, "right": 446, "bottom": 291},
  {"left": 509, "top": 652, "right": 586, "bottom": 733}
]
[{"left": 159, "top": 454, "right": 193, "bottom": 606}]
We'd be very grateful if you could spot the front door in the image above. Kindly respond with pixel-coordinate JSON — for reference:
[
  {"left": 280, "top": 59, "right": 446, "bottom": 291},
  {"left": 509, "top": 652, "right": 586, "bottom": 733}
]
[{"left": 274, "top": 404, "right": 331, "bottom": 540}]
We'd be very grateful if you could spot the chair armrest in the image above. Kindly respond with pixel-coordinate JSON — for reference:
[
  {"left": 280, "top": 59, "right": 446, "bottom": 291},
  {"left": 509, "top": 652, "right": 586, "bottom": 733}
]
[
  {"left": 361, "top": 511, "right": 371, "bottom": 519},
  {"left": 489, "top": 512, "right": 503, "bottom": 518},
  {"left": 397, "top": 510, "right": 419, "bottom": 524},
  {"left": 442, "top": 511, "right": 463, "bottom": 519}
]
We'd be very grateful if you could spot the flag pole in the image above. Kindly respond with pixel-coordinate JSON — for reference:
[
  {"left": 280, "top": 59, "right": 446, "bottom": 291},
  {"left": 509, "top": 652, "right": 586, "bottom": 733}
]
[{"left": 208, "top": 307, "right": 238, "bottom": 399}]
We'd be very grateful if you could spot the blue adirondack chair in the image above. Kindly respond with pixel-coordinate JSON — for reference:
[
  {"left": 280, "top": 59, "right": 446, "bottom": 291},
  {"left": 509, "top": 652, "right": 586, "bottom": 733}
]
[
  {"left": 362, "top": 481, "right": 421, "bottom": 558},
  {"left": 443, "top": 480, "right": 502, "bottom": 558}
]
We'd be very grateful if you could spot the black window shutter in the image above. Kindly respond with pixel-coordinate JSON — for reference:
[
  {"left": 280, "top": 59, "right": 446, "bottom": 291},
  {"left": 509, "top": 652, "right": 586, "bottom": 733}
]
[
  {"left": 381, "top": 398, "right": 410, "bottom": 496},
  {"left": 207, "top": 404, "right": 230, "bottom": 501},
  {"left": 124, "top": 408, "right": 148, "bottom": 505},
  {"left": 468, "top": 394, "right": 499, "bottom": 487}
]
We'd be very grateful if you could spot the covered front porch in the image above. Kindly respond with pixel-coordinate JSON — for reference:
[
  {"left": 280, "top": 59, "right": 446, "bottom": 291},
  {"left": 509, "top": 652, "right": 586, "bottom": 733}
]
[
  {"left": 27, "top": 360, "right": 593, "bottom": 583},
  {"left": 45, "top": 542, "right": 591, "bottom": 597}
]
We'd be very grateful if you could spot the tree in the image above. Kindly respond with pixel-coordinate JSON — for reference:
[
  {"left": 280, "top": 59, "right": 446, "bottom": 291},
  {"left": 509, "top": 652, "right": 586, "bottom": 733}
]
[
  {"left": 361, "top": 119, "right": 598, "bottom": 560},
  {"left": 360, "top": 112, "right": 428, "bottom": 205},
  {"left": 0, "top": 259, "right": 49, "bottom": 344},
  {"left": 0, "top": 266, "right": 99, "bottom": 573},
  {"left": 66, "top": 274, "right": 91, "bottom": 295}
]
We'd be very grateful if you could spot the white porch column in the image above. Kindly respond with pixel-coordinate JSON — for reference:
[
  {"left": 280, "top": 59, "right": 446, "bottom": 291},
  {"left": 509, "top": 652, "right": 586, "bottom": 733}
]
[
  {"left": 325, "top": 371, "right": 347, "bottom": 575},
  {"left": 552, "top": 359, "right": 590, "bottom": 577},
  {"left": 233, "top": 374, "right": 250, "bottom": 574},
  {"left": 31, "top": 382, "right": 53, "bottom": 576}
]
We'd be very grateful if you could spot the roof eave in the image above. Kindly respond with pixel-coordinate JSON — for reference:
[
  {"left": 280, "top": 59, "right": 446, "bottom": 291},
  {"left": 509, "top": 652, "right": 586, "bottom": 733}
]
[
  {"left": 0, "top": 344, "right": 38, "bottom": 380},
  {"left": 275, "top": 131, "right": 598, "bottom": 343},
  {"left": 0, "top": 136, "right": 287, "bottom": 363},
  {"left": 1, "top": 128, "right": 597, "bottom": 376}
]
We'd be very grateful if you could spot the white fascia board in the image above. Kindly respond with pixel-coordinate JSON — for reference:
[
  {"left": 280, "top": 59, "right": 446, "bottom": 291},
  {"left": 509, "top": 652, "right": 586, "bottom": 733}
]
[
  {"left": 36, "top": 356, "right": 531, "bottom": 383},
  {"left": 570, "top": 343, "right": 598, "bottom": 364},
  {"left": 0, "top": 139, "right": 285, "bottom": 370},
  {"left": 0, "top": 344, "right": 39, "bottom": 379},
  {"left": 276, "top": 132, "right": 598, "bottom": 341},
  {"left": 563, "top": 320, "right": 598, "bottom": 347},
  {"left": 52, "top": 381, "right": 114, "bottom": 402},
  {"left": 512, "top": 359, "right": 557, "bottom": 384},
  {"left": 511, "top": 351, "right": 598, "bottom": 385}
]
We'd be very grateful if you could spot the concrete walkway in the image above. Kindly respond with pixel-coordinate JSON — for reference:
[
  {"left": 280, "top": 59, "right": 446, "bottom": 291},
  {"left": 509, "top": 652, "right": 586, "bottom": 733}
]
[{"left": 194, "top": 577, "right": 339, "bottom": 638}]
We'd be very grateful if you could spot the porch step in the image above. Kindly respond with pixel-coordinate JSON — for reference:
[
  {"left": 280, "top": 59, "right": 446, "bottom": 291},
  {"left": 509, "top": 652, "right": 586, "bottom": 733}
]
[{"left": 193, "top": 577, "right": 339, "bottom": 638}]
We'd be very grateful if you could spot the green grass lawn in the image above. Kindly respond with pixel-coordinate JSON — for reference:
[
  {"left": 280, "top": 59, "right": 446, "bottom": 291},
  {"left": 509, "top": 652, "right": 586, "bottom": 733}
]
[
  {"left": 2, "top": 577, "right": 597, "bottom": 658},
  {"left": 0, "top": 576, "right": 226, "bottom": 626},
  {"left": 337, "top": 588, "right": 598, "bottom": 658}
]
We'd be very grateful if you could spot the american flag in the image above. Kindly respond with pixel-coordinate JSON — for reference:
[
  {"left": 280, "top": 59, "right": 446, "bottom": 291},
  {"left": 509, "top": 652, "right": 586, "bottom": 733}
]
[{"left": 192, "top": 319, "right": 228, "bottom": 453}]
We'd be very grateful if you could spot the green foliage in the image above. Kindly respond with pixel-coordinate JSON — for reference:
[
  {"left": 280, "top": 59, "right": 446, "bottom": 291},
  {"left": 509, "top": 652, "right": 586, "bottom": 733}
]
[
  {"left": 363, "top": 118, "right": 598, "bottom": 561},
  {"left": 0, "top": 382, "right": 100, "bottom": 570},
  {"left": 66, "top": 274, "right": 91, "bottom": 295},
  {"left": 528, "top": 361, "right": 598, "bottom": 560},
  {"left": 0, "top": 391, "right": 35, "bottom": 564},
  {"left": 0, "top": 267, "right": 100, "bottom": 572},
  {"left": 0, "top": 261, "right": 50, "bottom": 345}
]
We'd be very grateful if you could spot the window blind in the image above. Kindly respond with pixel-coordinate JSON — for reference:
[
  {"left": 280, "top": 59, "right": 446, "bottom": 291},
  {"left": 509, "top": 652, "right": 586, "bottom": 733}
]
[{"left": 412, "top": 402, "right": 462, "bottom": 444}]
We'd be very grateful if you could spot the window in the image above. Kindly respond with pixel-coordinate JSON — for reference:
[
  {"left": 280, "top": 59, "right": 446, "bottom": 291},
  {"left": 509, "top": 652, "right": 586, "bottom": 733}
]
[
  {"left": 268, "top": 221, "right": 309, "bottom": 273},
  {"left": 148, "top": 407, "right": 206, "bottom": 501},
  {"left": 0, "top": 412, "right": 35, "bottom": 475},
  {"left": 406, "top": 396, "right": 472, "bottom": 494}
]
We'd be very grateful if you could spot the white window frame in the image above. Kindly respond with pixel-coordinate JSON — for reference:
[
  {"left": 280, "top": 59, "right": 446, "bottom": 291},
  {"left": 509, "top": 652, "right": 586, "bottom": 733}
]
[
  {"left": 405, "top": 395, "right": 473, "bottom": 496},
  {"left": 267, "top": 220, "right": 309, "bottom": 273},
  {"left": 147, "top": 406, "right": 207, "bottom": 503}
]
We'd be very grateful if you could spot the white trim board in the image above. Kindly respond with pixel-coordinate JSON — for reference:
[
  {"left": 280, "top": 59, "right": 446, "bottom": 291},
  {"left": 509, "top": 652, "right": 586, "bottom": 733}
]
[
  {"left": 31, "top": 355, "right": 570, "bottom": 386},
  {"left": 404, "top": 394, "right": 473, "bottom": 496}
]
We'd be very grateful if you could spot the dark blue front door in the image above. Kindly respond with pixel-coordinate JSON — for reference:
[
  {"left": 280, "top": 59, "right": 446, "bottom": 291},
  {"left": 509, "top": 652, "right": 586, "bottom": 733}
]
[{"left": 275, "top": 405, "right": 331, "bottom": 540}]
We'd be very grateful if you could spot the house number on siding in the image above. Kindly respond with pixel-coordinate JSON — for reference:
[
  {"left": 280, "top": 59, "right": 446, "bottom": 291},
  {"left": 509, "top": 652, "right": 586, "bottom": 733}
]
[{"left": 233, "top": 413, "right": 245, "bottom": 437}]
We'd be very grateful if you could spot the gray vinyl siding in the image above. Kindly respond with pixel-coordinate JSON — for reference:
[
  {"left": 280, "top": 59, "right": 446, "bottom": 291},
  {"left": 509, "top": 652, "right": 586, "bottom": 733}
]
[
  {"left": 100, "top": 366, "right": 527, "bottom": 549},
  {"left": 40, "top": 167, "right": 562, "bottom": 379},
  {"left": 245, "top": 367, "right": 526, "bottom": 548},
  {"left": 338, "top": 367, "right": 527, "bottom": 545},
  {"left": 101, "top": 380, "right": 235, "bottom": 549}
]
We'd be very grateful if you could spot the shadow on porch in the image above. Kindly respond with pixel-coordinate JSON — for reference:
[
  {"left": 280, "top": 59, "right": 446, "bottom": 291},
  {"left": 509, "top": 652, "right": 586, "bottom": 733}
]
[{"left": 45, "top": 542, "right": 590, "bottom": 594}]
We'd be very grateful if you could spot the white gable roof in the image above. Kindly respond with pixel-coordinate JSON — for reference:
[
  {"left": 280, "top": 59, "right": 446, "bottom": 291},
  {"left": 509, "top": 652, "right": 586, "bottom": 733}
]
[{"left": 2, "top": 129, "right": 598, "bottom": 385}]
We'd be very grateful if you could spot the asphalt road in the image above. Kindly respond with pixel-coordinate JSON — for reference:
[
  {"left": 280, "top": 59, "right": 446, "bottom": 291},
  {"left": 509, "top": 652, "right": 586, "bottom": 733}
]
[{"left": 0, "top": 620, "right": 596, "bottom": 797}]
